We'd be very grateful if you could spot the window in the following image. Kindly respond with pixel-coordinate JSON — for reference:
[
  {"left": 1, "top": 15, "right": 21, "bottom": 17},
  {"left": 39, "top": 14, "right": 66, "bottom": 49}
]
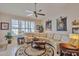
[
  {"left": 11, "top": 19, "right": 35, "bottom": 35},
  {"left": 30, "top": 21, "right": 35, "bottom": 32},
  {"left": 11, "top": 20, "right": 19, "bottom": 35},
  {"left": 20, "top": 20, "right": 26, "bottom": 33},
  {"left": 25, "top": 21, "right": 35, "bottom": 32}
]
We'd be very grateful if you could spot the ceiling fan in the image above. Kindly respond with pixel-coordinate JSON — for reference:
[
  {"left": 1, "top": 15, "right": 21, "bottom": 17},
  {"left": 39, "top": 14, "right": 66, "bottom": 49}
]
[{"left": 26, "top": 3, "right": 45, "bottom": 18}]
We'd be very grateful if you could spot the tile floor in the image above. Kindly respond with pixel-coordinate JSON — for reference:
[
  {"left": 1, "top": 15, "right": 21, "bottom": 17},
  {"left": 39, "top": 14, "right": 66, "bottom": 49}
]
[{"left": 0, "top": 39, "right": 59, "bottom": 56}]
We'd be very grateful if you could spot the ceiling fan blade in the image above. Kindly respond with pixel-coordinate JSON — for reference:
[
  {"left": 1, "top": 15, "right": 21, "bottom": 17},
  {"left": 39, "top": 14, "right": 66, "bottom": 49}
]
[
  {"left": 27, "top": 14, "right": 33, "bottom": 16},
  {"left": 37, "top": 13, "right": 45, "bottom": 16},
  {"left": 25, "top": 10, "right": 33, "bottom": 13},
  {"left": 34, "top": 11, "right": 38, "bottom": 17}
]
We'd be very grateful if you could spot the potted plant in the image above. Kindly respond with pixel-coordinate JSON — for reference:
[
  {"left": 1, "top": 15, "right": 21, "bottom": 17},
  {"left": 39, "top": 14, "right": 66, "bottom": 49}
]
[{"left": 5, "top": 32, "right": 12, "bottom": 44}]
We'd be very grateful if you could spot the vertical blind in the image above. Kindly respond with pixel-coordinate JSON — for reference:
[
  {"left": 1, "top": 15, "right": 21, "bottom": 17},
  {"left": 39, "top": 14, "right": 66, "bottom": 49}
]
[{"left": 11, "top": 19, "right": 35, "bottom": 35}]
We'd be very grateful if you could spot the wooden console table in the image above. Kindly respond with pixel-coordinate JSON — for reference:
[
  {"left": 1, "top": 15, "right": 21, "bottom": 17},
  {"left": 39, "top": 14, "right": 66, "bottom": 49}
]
[{"left": 58, "top": 43, "right": 79, "bottom": 56}]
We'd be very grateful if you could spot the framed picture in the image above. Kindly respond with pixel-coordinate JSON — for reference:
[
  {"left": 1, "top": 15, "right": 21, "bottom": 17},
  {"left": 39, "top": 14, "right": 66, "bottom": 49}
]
[
  {"left": 56, "top": 16, "right": 67, "bottom": 31},
  {"left": 46, "top": 20, "right": 52, "bottom": 31},
  {"left": 1, "top": 22, "right": 9, "bottom": 30},
  {"left": 72, "top": 28, "right": 79, "bottom": 34}
]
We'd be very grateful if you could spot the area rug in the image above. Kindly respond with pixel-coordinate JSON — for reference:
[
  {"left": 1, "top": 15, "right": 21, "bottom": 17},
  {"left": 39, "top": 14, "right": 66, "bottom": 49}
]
[{"left": 15, "top": 43, "right": 55, "bottom": 56}]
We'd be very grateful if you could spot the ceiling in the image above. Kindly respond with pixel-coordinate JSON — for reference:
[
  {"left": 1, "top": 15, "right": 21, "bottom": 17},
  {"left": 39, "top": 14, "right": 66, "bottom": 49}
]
[{"left": 0, "top": 3, "right": 79, "bottom": 19}]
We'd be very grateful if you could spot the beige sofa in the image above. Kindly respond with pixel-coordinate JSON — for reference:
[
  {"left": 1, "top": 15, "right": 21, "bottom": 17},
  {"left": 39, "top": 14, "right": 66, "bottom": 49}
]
[
  {"left": 24, "top": 33, "right": 49, "bottom": 42},
  {"left": 24, "top": 32, "right": 69, "bottom": 46}
]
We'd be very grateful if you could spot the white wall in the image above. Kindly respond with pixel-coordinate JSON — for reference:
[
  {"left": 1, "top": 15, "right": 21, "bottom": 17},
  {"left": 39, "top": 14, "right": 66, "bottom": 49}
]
[
  {"left": 43, "top": 9, "right": 79, "bottom": 42},
  {"left": 0, "top": 13, "right": 44, "bottom": 41},
  {"left": 0, "top": 14, "right": 11, "bottom": 41},
  {"left": 44, "top": 9, "right": 79, "bottom": 35},
  {"left": 1, "top": 5, "right": 79, "bottom": 42}
]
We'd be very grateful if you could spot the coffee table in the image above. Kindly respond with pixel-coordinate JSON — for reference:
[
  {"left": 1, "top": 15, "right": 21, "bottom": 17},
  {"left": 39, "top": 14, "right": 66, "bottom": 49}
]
[
  {"left": 15, "top": 43, "right": 55, "bottom": 56},
  {"left": 24, "top": 46, "right": 46, "bottom": 56}
]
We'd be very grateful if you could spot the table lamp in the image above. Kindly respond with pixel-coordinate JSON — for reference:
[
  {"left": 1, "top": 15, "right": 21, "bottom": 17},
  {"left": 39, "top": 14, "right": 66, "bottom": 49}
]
[{"left": 69, "top": 34, "right": 79, "bottom": 48}]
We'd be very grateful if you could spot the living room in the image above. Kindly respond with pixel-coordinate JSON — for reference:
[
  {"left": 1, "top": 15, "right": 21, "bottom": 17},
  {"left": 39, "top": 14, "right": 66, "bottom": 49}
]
[{"left": 0, "top": 3, "right": 79, "bottom": 56}]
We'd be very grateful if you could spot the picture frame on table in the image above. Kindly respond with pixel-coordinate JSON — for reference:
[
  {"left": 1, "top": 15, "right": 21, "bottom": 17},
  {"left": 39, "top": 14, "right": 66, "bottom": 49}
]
[{"left": 1, "top": 22, "right": 9, "bottom": 30}]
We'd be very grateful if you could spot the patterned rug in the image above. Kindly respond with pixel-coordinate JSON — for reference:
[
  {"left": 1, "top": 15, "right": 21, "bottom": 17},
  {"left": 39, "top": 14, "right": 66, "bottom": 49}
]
[{"left": 15, "top": 43, "right": 55, "bottom": 56}]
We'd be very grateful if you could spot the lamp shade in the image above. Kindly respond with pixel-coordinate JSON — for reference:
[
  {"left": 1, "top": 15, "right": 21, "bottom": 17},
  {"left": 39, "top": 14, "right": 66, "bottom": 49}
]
[
  {"left": 69, "top": 34, "right": 79, "bottom": 40},
  {"left": 69, "top": 34, "right": 79, "bottom": 48}
]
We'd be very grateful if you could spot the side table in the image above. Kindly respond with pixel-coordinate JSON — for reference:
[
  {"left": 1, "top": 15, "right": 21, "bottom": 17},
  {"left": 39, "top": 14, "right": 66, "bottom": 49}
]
[
  {"left": 58, "top": 43, "right": 79, "bottom": 56},
  {"left": 17, "top": 37, "right": 25, "bottom": 45}
]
